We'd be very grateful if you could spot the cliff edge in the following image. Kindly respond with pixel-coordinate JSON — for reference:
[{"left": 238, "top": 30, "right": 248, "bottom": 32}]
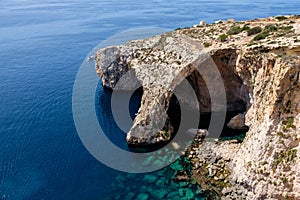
[{"left": 95, "top": 15, "right": 300, "bottom": 199}]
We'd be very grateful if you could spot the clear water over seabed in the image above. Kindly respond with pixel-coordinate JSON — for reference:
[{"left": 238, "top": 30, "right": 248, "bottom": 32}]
[{"left": 1, "top": 0, "right": 299, "bottom": 199}]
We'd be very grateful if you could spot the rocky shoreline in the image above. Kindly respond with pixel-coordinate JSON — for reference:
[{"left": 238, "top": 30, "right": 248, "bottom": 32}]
[
  {"left": 95, "top": 15, "right": 300, "bottom": 199},
  {"left": 187, "top": 130, "right": 247, "bottom": 199}
]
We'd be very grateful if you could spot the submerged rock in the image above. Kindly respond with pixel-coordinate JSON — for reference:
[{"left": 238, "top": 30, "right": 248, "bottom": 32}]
[
  {"left": 151, "top": 189, "right": 168, "bottom": 199},
  {"left": 166, "top": 191, "right": 180, "bottom": 199},
  {"left": 136, "top": 193, "right": 149, "bottom": 200},
  {"left": 170, "top": 160, "right": 184, "bottom": 171},
  {"left": 125, "top": 192, "right": 135, "bottom": 200},
  {"left": 185, "top": 189, "right": 195, "bottom": 199},
  {"left": 143, "top": 174, "right": 157, "bottom": 183}
]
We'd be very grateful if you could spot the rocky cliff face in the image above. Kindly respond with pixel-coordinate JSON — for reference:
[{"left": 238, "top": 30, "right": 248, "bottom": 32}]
[
  {"left": 95, "top": 16, "right": 300, "bottom": 199},
  {"left": 95, "top": 34, "right": 249, "bottom": 145},
  {"left": 230, "top": 46, "right": 300, "bottom": 199}
]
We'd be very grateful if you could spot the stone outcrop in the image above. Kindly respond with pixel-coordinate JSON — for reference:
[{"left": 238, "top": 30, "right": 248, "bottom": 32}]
[
  {"left": 95, "top": 34, "right": 249, "bottom": 145},
  {"left": 227, "top": 113, "right": 246, "bottom": 129},
  {"left": 95, "top": 15, "right": 300, "bottom": 199},
  {"left": 96, "top": 33, "right": 214, "bottom": 144}
]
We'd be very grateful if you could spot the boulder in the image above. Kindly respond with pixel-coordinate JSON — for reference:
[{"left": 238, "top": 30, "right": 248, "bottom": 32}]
[{"left": 227, "top": 113, "right": 246, "bottom": 130}]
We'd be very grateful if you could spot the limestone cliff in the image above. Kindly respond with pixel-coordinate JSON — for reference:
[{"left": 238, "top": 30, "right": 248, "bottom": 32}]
[{"left": 95, "top": 15, "right": 300, "bottom": 199}]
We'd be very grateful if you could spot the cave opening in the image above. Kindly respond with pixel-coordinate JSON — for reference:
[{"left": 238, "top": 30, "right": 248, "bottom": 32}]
[
  {"left": 167, "top": 95, "right": 249, "bottom": 143},
  {"left": 165, "top": 57, "right": 251, "bottom": 142}
]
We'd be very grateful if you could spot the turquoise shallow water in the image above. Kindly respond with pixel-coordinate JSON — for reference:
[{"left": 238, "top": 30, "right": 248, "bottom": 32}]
[{"left": 1, "top": 0, "right": 300, "bottom": 199}]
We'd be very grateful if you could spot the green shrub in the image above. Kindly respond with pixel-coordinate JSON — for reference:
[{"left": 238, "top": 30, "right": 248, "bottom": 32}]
[
  {"left": 282, "top": 25, "right": 293, "bottom": 31},
  {"left": 219, "top": 34, "right": 228, "bottom": 42},
  {"left": 246, "top": 42, "right": 255, "bottom": 46},
  {"left": 273, "top": 149, "right": 297, "bottom": 172},
  {"left": 242, "top": 25, "right": 250, "bottom": 31},
  {"left": 253, "top": 31, "right": 269, "bottom": 40},
  {"left": 276, "top": 33, "right": 285, "bottom": 37},
  {"left": 275, "top": 16, "right": 287, "bottom": 21},
  {"left": 247, "top": 26, "right": 262, "bottom": 36},
  {"left": 203, "top": 42, "right": 211, "bottom": 47},
  {"left": 265, "top": 24, "right": 278, "bottom": 32},
  {"left": 282, "top": 177, "right": 288, "bottom": 184},
  {"left": 282, "top": 117, "right": 296, "bottom": 129},
  {"left": 227, "top": 25, "right": 250, "bottom": 35},
  {"left": 227, "top": 26, "right": 243, "bottom": 35}
]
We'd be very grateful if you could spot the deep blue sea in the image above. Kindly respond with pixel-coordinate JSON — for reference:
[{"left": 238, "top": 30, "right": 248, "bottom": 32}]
[{"left": 0, "top": 0, "right": 299, "bottom": 199}]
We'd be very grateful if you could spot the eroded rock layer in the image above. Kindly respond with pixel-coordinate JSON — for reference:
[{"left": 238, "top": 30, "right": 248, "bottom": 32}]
[{"left": 95, "top": 33, "right": 249, "bottom": 144}]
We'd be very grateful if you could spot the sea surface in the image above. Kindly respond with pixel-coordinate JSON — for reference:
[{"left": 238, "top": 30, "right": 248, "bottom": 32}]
[{"left": 1, "top": 0, "right": 299, "bottom": 199}]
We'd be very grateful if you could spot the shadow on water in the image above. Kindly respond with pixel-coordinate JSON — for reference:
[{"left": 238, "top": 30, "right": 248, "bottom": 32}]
[
  {"left": 96, "top": 84, "right": 180, "bottom": 153},
  {"left": 168, "top": 94, "right": 248, "bottom": 142},
  {"left": 96, "top": 80, "right": 248, "bottom": 155}
]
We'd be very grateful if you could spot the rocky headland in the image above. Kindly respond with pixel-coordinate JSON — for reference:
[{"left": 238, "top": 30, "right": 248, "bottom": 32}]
[{"left": 95, "top": 16, "right": 299, "bottom": 199}]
